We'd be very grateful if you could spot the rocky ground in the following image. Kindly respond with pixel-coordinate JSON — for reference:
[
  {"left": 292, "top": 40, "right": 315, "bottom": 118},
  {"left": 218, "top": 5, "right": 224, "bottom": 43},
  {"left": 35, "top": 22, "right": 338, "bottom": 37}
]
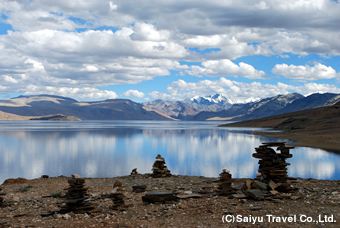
[{"left": 1, "top": 175, "right": 339, "bottom": 228}]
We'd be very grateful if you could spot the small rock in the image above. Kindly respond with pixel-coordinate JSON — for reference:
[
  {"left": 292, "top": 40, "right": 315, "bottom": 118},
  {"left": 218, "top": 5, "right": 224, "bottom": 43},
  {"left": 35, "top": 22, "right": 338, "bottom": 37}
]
[
  {"left": 132, "top": 185, "right": 147, "bottom": 193},
  {"left": 179, "top": 205, "right": 188, "bottom": 209},
  {"left": 111, "top": 187, "right": 119, "bottom": 194},
  {"left": 250, "top": 206, "right": 262, "bottom": 211},
  {"left": 231, "top": 193, "right": 247, "bottom": 199},
  {"left": 71, "top": 174, "right": 82, "bottom": 179},
  {"left": 290, "top": 196, "right": 301, "bottom": 200},
  {"left": 245, "top": 189, "right": 264, "bottom": 201}
]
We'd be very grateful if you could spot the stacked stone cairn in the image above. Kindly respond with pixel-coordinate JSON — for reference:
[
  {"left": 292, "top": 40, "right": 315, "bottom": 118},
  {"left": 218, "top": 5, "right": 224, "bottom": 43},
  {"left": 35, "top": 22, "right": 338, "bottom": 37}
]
[
  {"left": 130, "top": 168, "right": 139, "bottom": 175},
  {"left": 59, "top": 175, "right": 101, "bottom": 214},
  {"left": 217, "top": 169, "right": 235, "bottom": 196},
  {"left": 109, "top": 181, "right": 126, "bottom": 210},
  {"left": 152, "top": 154, "right": 172, "bottom": 177},
  {"left": 252, "top": 142, "right": 293, "bottom": 184},
  {"left": 0, "top": 187, "right": 5, "bottom": 207}
]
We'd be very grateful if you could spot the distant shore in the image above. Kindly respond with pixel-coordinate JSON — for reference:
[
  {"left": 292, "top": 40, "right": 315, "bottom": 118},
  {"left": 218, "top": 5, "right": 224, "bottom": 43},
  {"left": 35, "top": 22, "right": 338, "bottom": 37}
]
[{"left": 219, "top": 121, "right": 340, "bottom": 153}]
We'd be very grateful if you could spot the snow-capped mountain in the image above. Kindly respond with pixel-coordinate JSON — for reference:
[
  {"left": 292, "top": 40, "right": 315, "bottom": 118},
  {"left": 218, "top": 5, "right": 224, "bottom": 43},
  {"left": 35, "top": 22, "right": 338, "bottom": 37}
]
[{"left": 183, "top": 94, "right": 233, "bottom": 111}]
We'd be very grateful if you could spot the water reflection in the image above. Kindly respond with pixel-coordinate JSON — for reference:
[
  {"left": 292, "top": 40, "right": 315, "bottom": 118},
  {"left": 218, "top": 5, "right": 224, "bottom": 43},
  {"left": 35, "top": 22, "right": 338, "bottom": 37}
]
[{"left": 0, "top": 120, "right": 339, "bottom": 183}]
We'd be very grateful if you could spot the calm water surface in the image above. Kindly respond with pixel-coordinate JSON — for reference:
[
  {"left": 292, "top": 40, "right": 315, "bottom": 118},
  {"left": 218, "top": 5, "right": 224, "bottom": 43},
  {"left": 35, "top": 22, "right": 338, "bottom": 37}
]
[{"left": 0, "top": 120, "right": 339, "bottom": 183}]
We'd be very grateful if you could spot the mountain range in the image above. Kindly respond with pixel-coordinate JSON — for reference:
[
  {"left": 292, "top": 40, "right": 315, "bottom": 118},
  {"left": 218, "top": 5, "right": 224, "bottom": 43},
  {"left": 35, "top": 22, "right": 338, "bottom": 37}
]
[
  {"left": 143, "top": 92, "right": 340, "bottom": 121},
  {"left": 0, "top": 95, "right": 173, "bottom": 120},
  {"left": 0, "top": 92, "right": 339, "bottom": 121}
]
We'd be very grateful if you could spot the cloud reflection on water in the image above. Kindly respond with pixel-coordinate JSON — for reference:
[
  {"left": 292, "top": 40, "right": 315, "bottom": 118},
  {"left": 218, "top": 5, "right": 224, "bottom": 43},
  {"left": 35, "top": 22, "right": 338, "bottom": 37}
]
[{"left": 0, "top": 121, "right": 339, "bottom": 183}]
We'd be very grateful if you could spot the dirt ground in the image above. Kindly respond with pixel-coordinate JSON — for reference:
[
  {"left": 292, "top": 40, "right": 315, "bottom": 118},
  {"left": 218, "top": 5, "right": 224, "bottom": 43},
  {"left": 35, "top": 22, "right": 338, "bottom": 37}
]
[{"left": 1, "top": 174, "right": 339, "bottom": 228}]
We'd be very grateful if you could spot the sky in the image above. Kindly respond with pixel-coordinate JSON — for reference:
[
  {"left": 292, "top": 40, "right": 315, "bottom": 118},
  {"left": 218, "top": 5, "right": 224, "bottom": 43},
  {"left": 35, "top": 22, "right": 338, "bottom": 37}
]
[{"left": 0, "top": 0, "right": 340, "bottom": 103}]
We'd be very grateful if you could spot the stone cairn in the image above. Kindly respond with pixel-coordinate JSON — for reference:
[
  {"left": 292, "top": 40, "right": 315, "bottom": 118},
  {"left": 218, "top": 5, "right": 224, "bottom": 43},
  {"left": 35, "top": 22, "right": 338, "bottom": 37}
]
[
  {"left": 108, "top": 181, "right": 126, "bottom": 210},
  {"left": 152, "top": 154, "right": 172, "bottom": 178},
  {"left": 130, "top": 168, "right": 139, "bottom": 175},
  {"left": 59, "top": 175, "right": 101, "bottom": 214},
  {"left": 252, "top": 142, "right": 293, "bottom": 184},
  {"left": 0, "top": 187, "right": 5, "bottom": 207},
  {"left": 217, "top": 169, "right": 235, "bottom": 196}
]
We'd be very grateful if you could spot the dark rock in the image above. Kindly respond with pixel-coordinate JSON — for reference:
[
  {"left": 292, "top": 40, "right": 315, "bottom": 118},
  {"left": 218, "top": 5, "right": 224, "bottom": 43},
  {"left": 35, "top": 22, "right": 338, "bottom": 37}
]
[
  {"left": 142, "top": 191, "right": 178, "bottom": 203},
  {"left": 245, "top": 189, "right": 264, "bottom": 201},
  {"left": 132, "top": 185, "right": 147, "bottom": 193},
  {"left": 251, "top": 180, "right": 268, "bottom": 190},
  {"left": 224, "top": 211, "right": 233, "bottom": 215},
  {"left": 250, "top": 206, "right": 262, "bottom": 211},
  {"left": 40, "top": 211, "right": 56, "bottom": 217}
]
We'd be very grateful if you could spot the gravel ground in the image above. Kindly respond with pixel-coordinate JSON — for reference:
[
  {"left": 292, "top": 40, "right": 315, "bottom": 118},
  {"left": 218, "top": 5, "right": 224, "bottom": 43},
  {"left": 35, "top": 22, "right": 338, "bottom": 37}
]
[{"left": 1, "top": 175, "right": 340, "bottom": 228}]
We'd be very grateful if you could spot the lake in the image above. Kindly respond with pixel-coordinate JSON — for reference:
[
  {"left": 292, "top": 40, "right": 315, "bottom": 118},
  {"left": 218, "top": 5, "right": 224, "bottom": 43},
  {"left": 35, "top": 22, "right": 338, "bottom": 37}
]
[{"left": 0, "top": 120, "right": 339, "bottom": 183}]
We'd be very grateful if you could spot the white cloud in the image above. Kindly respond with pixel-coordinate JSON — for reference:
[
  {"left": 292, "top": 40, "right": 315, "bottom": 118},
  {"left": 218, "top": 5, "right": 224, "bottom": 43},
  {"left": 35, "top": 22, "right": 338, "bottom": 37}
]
[
  {"left": 187, "top": 60, "right": 268, "bottom": 79},
  {"left": 272, "top": 63, "right": 339, "bottom": 80},
  {"left": 124, "top": 89, "right": 145, "bottom": 98},
  {"left": 150, "top": 78, "right": 340, "bottom": 103},
  {"left": 0, "top": 0, "right": 340, "bottom": 101},
  {"left": 22, "top": 86, "right": 118, "bottom": 101}
]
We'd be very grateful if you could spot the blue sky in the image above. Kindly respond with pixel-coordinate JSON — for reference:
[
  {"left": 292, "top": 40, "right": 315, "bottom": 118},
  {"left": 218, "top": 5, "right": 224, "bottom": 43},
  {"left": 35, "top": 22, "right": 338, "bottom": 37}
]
[{"left": 0, "top": 0, "right": 340, "bottom": 103}]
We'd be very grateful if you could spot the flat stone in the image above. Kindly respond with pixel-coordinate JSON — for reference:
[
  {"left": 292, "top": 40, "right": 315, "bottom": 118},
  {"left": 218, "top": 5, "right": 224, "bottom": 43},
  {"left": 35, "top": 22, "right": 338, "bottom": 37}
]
[
  {"left": 251, "top": 180, "right": 268, "bottom": 190},
  {"left": 250, "top": 206, "right": 262, "bottom": 211},
  {"left": 269, "top": 180, "right": 278, "bottom": 190},
  {"left": 40, "top": 211, "right": 56, "bottom": 217},
  {"left": 177, "top": 194, "right": 202, "bottom": 199},
  {"left": 231, "top": 193, "right": 247, "bottom": 199},
  {"left": 290, "top": 195, "right": 301, "bottom": 200},
  {"left": 232, "top": 184, "right": 243, "bottom": 191},
  {"left": 270, "top": 190, "right": 279, "bottom": 195},
  {"left": 142, "top": 191, "right": 178, "bottom": 203},
  {"left": 245, "top": 189, "right": 264, "bottom": 201}
]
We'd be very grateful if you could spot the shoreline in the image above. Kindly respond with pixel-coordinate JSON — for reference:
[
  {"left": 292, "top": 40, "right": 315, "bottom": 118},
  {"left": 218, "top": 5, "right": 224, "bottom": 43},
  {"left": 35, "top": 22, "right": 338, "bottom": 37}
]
[
  {"left": 219, "top": 122, "right": 340, "bottom": 154},
  {"left": 252, "top": 130, "right": 340, "bottom": 154}
]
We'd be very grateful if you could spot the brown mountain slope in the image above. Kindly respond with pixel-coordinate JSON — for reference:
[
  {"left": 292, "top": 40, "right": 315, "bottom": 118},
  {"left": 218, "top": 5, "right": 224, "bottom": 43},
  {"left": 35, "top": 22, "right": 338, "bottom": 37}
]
[
  {"left": 0, "top": 110, "right": 31, "bottom": 120},
  {"left": 219, "top": 101, "right": 340, "bottom": 152}
]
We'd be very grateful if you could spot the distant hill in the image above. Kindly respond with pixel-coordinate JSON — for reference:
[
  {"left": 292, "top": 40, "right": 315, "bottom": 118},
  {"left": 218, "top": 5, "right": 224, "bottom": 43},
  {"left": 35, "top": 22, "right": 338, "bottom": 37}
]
[
  {"left": 143, "top": 100, "right": 200, "bottom": 120},
  {"left": 219, "top": 101, "right": 340, "bottom": 152},
  {"left": 0, "top": 95, "right": 173, "bottom": 120},
  {"left": 30, "top": 114, "right": 81, "bottom": 121}
]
